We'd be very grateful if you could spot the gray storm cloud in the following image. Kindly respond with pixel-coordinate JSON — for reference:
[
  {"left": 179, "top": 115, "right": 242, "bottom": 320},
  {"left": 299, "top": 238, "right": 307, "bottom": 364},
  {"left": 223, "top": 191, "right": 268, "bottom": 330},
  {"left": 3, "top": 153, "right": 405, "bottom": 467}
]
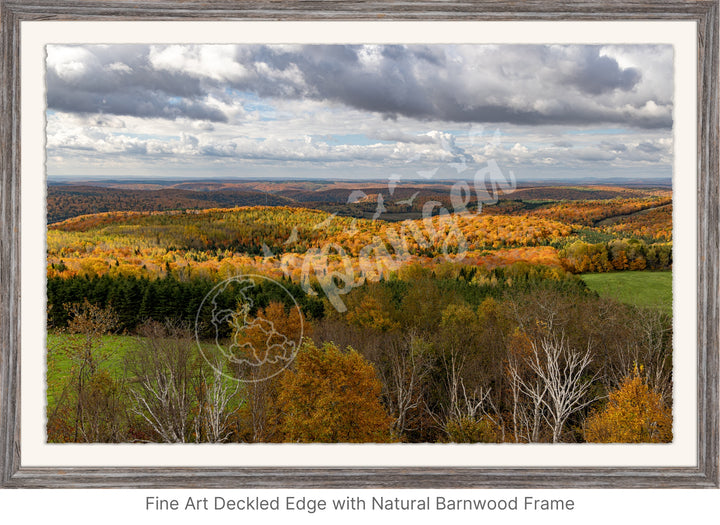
[
  {"left": 46, "top": 45, "right": 227, "bottom": 122},
  {"left": 46, "top": 44, "right": 672, "bottom": 129}
]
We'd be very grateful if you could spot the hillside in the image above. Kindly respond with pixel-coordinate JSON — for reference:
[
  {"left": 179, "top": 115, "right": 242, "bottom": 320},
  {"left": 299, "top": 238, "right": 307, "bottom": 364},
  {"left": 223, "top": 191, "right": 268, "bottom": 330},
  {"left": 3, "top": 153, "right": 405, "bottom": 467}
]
[
  {"left": 47, "top": 185, "right": 296, "bottom": 223},
  {"left": 47, "top": 188, "right": 672, "bottom": 283}
]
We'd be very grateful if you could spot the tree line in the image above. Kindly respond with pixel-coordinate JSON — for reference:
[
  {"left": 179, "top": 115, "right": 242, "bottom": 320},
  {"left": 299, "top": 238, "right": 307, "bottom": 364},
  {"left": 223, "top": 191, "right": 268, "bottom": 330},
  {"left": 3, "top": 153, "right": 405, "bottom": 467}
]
[
  {"left": 47, "top": 273, "right": 325, "bottom": 335},
  {"left": 559, "top": 238, "right": 671, "bottom": 273}
]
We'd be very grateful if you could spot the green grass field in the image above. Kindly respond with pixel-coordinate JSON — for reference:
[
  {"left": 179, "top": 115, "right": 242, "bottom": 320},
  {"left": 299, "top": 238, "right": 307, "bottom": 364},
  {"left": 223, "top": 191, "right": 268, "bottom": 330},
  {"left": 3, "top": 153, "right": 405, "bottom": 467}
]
[
  {"left": 46, "top": 332, "right": 242, "bottom": 414},
  {"left": 580, "top": 271, "right": 672, "bottom": 314},
  {"left": 46, "top": 333, "right": 136, "bottom": 412}
]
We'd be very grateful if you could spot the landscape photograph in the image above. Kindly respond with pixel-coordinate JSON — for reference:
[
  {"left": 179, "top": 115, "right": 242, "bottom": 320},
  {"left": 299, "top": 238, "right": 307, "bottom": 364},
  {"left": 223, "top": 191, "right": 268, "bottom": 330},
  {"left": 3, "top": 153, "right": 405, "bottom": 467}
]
[{"left": 44, "top": 43, "right": 674, "bottom": 445}]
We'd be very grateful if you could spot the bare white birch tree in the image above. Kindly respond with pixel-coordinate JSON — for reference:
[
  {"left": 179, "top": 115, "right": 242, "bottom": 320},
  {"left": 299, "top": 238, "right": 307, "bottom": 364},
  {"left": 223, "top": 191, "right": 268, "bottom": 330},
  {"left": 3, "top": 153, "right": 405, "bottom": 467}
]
[
  {"left": 383, "top": 333, "right": 432, "bottom": 436},
  {"left": 530, "top": 335, "right": 600, "bottom": 442},
  {"left": 194, "top": 354, "right": 240, "bottom": 443},
  {"left": 126, "top": 321, "right": 196, "bottom": 443},
  {"left": 508, "top": 333, "right": 601, "bottom": 443},
  {"left": 507, "top": 353, "right": 547, "bottom": 443}
]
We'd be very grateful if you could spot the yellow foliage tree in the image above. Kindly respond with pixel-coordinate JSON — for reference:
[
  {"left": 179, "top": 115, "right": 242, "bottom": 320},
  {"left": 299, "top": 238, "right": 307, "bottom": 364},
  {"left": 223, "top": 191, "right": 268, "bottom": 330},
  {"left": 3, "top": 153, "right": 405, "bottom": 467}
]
[
  {"left": 445, "top": 416, "right": 501, "bottom": 443},
  {"left": 277, "top": 341, "right": 394, "bottom": 442},
  {"left": 584, "top": 366, "right": 672, "bottom": 443},
  {"left": 346, "top": 294, "right": 399, "bottom": 332}
]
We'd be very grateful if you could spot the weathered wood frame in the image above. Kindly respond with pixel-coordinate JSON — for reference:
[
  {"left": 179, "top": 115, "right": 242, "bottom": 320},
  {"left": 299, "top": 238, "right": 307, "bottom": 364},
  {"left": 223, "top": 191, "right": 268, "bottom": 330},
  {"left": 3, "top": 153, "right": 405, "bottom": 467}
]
[{"left": 1, "top": 0, "right": 717, "bottom": 488}]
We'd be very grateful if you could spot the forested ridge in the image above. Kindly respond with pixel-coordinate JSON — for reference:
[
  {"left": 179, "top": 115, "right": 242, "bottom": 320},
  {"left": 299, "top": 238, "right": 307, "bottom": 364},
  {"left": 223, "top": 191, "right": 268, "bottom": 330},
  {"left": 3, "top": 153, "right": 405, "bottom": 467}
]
[
  {"left": 47, "top": 185, "right": 297, "bottom": 224},
  {"left": 47, "top": 199, "right": 671, "bottom": 282}
]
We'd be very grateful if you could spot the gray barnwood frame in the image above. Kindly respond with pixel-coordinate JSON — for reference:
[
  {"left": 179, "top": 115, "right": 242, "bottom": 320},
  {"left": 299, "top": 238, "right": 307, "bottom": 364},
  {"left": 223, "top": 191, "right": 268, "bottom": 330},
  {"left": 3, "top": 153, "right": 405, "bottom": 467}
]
[{"left": 0, "top": 0, "right": 717, "bottom": 488}]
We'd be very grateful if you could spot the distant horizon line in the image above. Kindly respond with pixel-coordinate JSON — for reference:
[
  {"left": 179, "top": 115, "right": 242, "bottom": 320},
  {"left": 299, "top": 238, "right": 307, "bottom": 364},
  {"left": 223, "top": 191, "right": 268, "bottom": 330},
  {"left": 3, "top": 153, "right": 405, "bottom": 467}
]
[{"left": 47, "top": 174, "right": 673, "bottom": 184}]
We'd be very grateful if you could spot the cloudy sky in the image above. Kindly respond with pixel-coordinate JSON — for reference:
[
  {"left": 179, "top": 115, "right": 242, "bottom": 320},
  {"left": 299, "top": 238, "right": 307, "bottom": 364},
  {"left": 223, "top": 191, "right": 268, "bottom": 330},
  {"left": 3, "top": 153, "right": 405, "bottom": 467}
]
[{"left": 45, "top": 44, "right": 673, "bottom": 181}]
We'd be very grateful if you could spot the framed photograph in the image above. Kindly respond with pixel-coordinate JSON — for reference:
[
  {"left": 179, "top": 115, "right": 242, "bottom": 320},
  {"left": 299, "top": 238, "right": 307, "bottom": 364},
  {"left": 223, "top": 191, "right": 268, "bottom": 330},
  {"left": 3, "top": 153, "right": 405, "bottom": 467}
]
[{"left": 1, "top": 1, "right": 717, "bottom": 488}]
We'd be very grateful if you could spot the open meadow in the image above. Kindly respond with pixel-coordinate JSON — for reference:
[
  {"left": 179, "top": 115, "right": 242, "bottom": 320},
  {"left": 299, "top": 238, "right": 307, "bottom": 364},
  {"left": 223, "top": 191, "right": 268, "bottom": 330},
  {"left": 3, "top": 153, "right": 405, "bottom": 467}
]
[{"left": 581, "top": 271, "right": 672, "bottom": 314}]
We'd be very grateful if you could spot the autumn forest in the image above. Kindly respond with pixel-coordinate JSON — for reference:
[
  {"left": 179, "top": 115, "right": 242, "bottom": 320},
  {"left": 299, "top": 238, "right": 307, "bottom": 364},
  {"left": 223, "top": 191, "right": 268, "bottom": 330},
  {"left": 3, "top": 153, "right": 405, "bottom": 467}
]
[{"left": 45, "top": 179, "right": 673, "bottom": 445}]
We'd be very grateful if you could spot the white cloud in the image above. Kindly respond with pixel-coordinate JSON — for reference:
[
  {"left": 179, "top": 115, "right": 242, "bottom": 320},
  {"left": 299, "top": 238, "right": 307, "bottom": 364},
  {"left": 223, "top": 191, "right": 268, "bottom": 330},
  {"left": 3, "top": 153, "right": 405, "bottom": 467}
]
[
  {"left": 149, "top": 45, "right": 249, "bottom": 82},
  {"left": 47, "top": 46, "right": 93, "bottom": 81}
]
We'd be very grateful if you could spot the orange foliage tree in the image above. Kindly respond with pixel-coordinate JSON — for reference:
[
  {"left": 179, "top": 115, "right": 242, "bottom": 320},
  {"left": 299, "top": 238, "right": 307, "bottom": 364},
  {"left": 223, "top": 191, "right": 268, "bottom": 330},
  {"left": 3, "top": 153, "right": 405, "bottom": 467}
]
[
  {"left": 230, "top": 301, "right": 307, "bottom": 442},
  {"left": 277, "top": 341, "right": 394, "bottom": 442},
  {"left": 584, "top": 366, "right": 672, "bottom": 443}
]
